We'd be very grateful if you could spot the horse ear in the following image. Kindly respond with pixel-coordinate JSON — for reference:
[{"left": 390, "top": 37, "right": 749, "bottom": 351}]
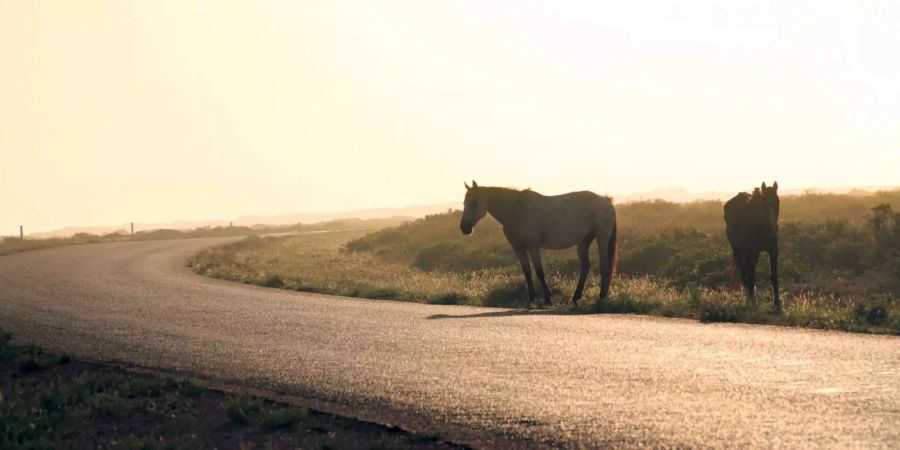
[
  {"left": 464, "top": 181, "right": 471, "bottom": 190},
  {"left": 472, "top": 180, "right": 478, "bottom": 188},
  {"left": 761, "top": 182, "right": 767, "bottom": 190},
  {"left": 773, "top": 181, "right": 778, "bottom": 191}
]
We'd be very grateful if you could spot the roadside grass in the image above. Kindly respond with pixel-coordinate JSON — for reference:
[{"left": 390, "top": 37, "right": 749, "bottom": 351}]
[
  {"left": 190, "top": 231, "right": 505, "bottom": 306},
  {"left": 188, "top": 232, "right": 900, "bottom": 335},
  {"left": 0, "top": 328, "right": 461, "bottom": 449},
  {"left": 225, "top": 393, "right": 308, "bottom": 431}
]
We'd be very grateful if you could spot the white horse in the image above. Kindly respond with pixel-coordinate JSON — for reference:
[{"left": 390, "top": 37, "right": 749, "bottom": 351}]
[{"left": 460, "top": 181, "right": 617, "bottom": 306}]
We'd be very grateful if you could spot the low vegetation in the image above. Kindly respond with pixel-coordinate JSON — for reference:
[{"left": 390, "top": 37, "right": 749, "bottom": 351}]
[
  {"left": 0, "top": 217, "right": 406, "bottom": 256},
  {"left": 0, "top": 328, "right": 459, "bottom": 449},
  {"left": 189, "top": 191, "right": 900, "bottom": 335}
]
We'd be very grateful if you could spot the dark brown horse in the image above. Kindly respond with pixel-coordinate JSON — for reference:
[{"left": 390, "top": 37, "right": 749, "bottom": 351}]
[
  {"left": 724, "top": 181, "right": 781, "bottom": 312},
  {"left": 459, "top": 181, "right": 617, "bottom": 306}
]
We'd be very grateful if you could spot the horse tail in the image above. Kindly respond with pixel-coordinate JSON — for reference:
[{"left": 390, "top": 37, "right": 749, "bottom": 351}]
[{"left": 606, "top": 220, "right": 618, "bottom": 285}]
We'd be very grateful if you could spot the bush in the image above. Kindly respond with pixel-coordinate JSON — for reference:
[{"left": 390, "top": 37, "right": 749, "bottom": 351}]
[
  {"left": 427, "top": 292, "right": 468, "bottom": 305},
  {"left": 854, "top": 303, "right": 889, "bottom": 327},
  {"left": 413, "top": 242, "right": 512, "bottom": 272},
  {"left": 699, "top": 305, "right": 739, "bottom": 323},
  {"left": 261, "top": 275, "right": 284, "bottom": 288},
  {"left": 227, "top": 393, "right": 307, "bottom": 430}
]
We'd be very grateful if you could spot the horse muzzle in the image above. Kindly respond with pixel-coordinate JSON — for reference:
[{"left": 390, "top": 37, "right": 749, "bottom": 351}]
[{"left": 460, "top": 222, "right": 473, "bottom": 235}]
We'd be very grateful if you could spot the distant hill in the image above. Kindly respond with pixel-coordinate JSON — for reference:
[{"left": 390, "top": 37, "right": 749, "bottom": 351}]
[
  {"left": 30, "top": 202, "right": 460, "bottom": 238},
  {"left": 24, "top": 185, "right": 900, "bottom": 238},
  {"left": 230, "top": 202, "right": 461, "bottom": 227},
  {"left": 621, "top": 185, "right": 899, "bottom": 203},
  {"left": 621, "top": 187, "right": 734, "bottom": 203}
]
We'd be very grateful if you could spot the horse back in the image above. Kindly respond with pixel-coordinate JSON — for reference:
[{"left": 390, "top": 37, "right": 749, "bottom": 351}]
[
  {"left": 724, "top": 192, "right": 756, "bottom": 248},
  {"left": 566, "top": 191, "right": 616, "bottom": 223},
  {"left": 523, "top": 191, "right": 614, "bottom": 249},
  {"left": 724, "top": 192, "right": 751, "bottom": 225}
]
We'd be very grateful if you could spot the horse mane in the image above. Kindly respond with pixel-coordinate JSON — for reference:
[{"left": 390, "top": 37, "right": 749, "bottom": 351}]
[
  {"left": 482, "top": 186, "right": 538, "bottom": 201},
  {"left": 748, "top": 188, "right": 764, "bottom": 207},
  {"left": 490, "top": 186, "right": 532, "bottom": 193}
]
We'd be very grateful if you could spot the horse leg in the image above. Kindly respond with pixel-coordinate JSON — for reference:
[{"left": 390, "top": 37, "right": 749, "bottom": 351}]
[
  {"left": 514, "top": 247, "right": 536, "bottom": 306},
  {"left": 734, "top": 250, "right": 751, "bottom": 305},
  {"left": 528, "top": 248, "right": 552, "bottom": 306},
  {"left": 729, "top": 245, "right": 741, "bottom": 289},
  {"left": 571, "top": 236, "right": 592, "bottom": 305},
  {"left": 769, "top": 248, "right": 781, "bottom": 314},
  {"left": 747, "top": 251, "right": 759, "bottom": 307},
  {"left": 596, "top": 235, "right": 611, "bottom": 300}
]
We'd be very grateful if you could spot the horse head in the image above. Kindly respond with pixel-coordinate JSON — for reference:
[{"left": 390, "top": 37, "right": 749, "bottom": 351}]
[
  {"left": 760, "top": 181, "right": 780, "bottom": 236},
  {"left": 460, "top": 180, "right": 488, "bottom": 235}
]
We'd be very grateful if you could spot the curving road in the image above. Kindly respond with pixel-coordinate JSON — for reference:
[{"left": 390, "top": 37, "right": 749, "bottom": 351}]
[{"left": 1, "top": 238, "right": 899, "bottom": 448}]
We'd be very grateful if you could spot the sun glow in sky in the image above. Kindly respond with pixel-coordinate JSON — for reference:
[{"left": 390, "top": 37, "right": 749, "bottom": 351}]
[{"left": 2, "top": 0, "right": 899, "bottom": 233}]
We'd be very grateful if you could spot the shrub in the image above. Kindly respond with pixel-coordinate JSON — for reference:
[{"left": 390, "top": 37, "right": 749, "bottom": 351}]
[
  {"left": 226, "top": 393, "right": 307, "bottom": 430},
  {"left": 854, "top": 303, "right": 889, "bottom": 327},
  {"left": 699, "top": 305, "right": 739, "bottom": 323},
  {"left": 427, "top": 292, "right": 468, "bottom": 305},
  {"left": 261, "top": 275, "right": 284, "bottom": 288},
  {"left": 413, "top": 242, "right": 512, "bottom": 272}
]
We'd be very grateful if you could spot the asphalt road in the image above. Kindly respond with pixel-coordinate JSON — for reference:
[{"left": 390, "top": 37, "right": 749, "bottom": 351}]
[{"left": 1, "top": 238, "right": 898, "bottom": 448}]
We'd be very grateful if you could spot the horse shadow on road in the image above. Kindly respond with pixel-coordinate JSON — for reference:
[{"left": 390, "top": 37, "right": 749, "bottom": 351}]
[{"left": 427, "top": 282, "right": 597, "bottom": 319}]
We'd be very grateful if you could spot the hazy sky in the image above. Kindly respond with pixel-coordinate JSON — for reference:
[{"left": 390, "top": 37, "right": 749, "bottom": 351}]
[{"left": 2, "top": 1, "right": 899, "bottom": 234}]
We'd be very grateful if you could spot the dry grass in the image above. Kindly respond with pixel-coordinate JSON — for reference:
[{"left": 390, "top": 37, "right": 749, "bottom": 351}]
[{"left": 189, "top": 231, "right": 900, "bottom": 335}]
